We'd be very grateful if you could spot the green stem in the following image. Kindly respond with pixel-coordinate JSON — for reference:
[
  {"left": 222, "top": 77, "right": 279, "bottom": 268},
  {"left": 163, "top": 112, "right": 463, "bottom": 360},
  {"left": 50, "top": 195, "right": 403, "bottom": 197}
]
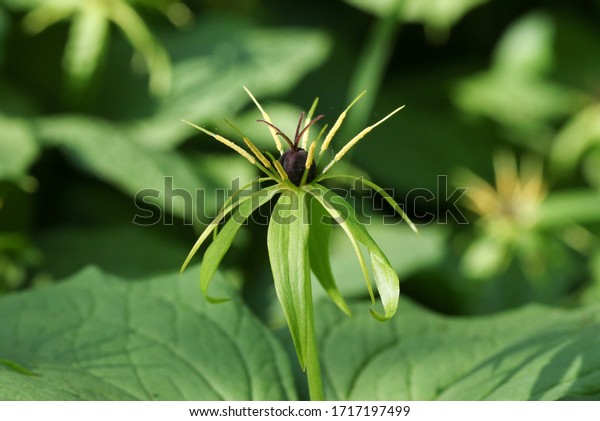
[
  {"left": 343, "top": 0, "right": 403, "bottom": 141},
  {"left": 305, "top": 280, "right": 324, "bottom": 400}
]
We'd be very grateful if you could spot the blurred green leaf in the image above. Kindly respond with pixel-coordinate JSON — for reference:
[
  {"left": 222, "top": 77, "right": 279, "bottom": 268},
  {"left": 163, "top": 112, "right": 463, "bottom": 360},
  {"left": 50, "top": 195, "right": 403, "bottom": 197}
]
[
  {"left": 0, "top": 0, "right": 49, "bottom": 10},
  {"left": 0, "top": 115, "right": 38, "bottom": 181},
  {"left": 344, "top": 0, "right": 489, "bottom": 31},
  {"left": 0, "top": 266, "right": 297, "bottom": 400},
  {"left": 454, "top": 12, "right": 579, "bottom": 146},
  {"left": 318, "top": 299, "right": 600, "bottom": 400},
  {"left": 550, "top": 104, "right": 600, "bottom": 178},
  {"left": 34, "top": 115, "right": 254, "bottom": 222},
  {"left": 37, "top": 224, "right": 189, "bottom": 279},
  {"left": 12, "top": 0, "right": 173, "bottom": 98},
  {"left": 461, "top": 233, "right": 510, "bottom": 280},
  {"left": 537, "top": 190, "right": 600, "bottom": 228},
  {"left": 112, "top": 17, "right": 331, "bottom": 149},
  {"left": 62, "top": 3, "right": 109, "bottom": 98},
  {"left": 494, "top": 12, "right": 554, "bottom": 75},
  {"left": 582, "top": 149, "right": 600, "bottom": 190}
]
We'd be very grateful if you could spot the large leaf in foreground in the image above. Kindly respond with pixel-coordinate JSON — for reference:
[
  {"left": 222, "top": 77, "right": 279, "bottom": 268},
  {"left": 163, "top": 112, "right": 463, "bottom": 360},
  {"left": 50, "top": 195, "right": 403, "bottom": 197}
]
[
  {"left": 0, "top": 267, "right": 296, "bottom": 400},
  {"left": 318, "top": 299, "right": 600, "bottom": 400}
]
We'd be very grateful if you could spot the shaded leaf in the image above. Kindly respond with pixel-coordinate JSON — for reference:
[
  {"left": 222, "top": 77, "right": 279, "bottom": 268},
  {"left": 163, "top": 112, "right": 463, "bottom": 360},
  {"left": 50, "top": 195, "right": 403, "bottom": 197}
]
[
  {"left": 318, "top": 299, "right": 600, "bottom": 400},
  {"left": 37, "top": 224, "right": 190, "bottom": 279},
  {"left": 110, "top": 17, "right": 332, "bottom": 150},
  {"left": 34, "top": 115, "right": 253, "bottom": 221},
  {"left": 0, "top": 266, "right": 297, "bottom": 400}
]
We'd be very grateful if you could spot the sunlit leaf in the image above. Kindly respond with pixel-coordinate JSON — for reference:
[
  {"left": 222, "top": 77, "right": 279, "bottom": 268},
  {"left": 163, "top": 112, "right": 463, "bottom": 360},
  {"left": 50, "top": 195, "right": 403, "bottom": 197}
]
[
  {"left": 0, "top": 267, "right": 297, "bottom": 400},
  {"left": 318, "top": 299, "right": 600, "bottom": 400}
]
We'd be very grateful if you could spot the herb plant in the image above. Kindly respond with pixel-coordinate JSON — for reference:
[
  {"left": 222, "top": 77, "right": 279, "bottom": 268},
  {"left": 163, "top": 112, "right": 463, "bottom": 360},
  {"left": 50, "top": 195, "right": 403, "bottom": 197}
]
[{"left": 180, "top": 87, "right": 417, "bottom": 400}]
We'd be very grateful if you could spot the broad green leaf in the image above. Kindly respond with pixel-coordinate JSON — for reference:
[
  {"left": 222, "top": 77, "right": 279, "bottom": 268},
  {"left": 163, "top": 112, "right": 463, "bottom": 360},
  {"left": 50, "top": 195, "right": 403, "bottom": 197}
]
[
  {"left": 0, "top": 267, "right": 297, "bottom": 400},
  {"left": 307, "top": 184, "right": 399, "bottom": 321},
  {"left": 0, "top": 115, "right": 38, "bottom": 180},
  {"left": 34, "top": 115, "right": 253, "bottom": 221},
  {"left": 110, "top": 17, "right": 331, "bottom": 149},
  {"left": 344, "top": 0, "right": 489, "bottom": 31},
  {"left": 307, "top": 192, "right": 351, "bottom": 316},
  {"left": 268, "top": 189, "right": 311, "bottom": 368},
  {"left": 200, "top": 185, "right": 280, "bottom": 303},
  {"left": 318, "top": 299, "right": 600, "bottom": 400}
]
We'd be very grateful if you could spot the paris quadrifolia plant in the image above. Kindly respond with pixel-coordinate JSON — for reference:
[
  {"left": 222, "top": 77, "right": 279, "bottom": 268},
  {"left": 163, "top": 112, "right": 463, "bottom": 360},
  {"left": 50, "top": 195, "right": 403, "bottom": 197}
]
[{"left": 180, "top": 87, "right": 417, "bottom": 400}]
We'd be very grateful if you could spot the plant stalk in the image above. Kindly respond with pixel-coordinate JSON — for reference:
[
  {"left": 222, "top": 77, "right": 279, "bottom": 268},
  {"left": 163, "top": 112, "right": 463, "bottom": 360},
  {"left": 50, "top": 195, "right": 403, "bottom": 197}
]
[{"left": 344, "top": 0, "right": 403, "bottom": 141}]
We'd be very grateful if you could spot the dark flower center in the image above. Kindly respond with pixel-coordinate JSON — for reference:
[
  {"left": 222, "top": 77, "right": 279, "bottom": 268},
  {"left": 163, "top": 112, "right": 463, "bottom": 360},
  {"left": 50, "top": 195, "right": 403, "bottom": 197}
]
[{"left": 258, "top": 111, "right": 324, "bottom": 186}]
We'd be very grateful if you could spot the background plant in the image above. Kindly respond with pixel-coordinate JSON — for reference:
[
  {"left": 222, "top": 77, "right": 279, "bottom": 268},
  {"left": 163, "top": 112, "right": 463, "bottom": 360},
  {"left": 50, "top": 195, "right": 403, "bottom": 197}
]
[{"left": 1, "top": 0, "right": 600, "bottom": 400}]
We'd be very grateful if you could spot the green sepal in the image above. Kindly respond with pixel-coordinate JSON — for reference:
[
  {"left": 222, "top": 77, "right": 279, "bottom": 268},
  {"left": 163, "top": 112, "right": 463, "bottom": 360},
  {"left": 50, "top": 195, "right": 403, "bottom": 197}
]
[
  {"left": 306, "top": 192, "right": 352, "bottom": 316},
  {"left": 267, "top": 189, "right": 312, "bottom": 368},
  {"left": 200, "top": 185, "right": 280, "bottom": 303},
  {"left": 307, "top": 184, "right": 400, "bottom": 321}
]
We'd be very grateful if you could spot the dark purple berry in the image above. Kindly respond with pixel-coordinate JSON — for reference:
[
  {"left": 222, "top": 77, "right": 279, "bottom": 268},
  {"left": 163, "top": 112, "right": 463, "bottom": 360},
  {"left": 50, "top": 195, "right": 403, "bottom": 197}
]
[
  {"left": 258, "top": 111, "right": 324, "bottom": 186},
  {"left": 279, "top": 148, "right": 316, "bottom": 186}
]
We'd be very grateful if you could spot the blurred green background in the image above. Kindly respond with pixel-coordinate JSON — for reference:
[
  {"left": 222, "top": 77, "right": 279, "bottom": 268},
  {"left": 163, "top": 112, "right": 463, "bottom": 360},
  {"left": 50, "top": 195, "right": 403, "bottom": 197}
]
[{"left": 1, "top": 0, "right": 600, "bottom": 318}]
